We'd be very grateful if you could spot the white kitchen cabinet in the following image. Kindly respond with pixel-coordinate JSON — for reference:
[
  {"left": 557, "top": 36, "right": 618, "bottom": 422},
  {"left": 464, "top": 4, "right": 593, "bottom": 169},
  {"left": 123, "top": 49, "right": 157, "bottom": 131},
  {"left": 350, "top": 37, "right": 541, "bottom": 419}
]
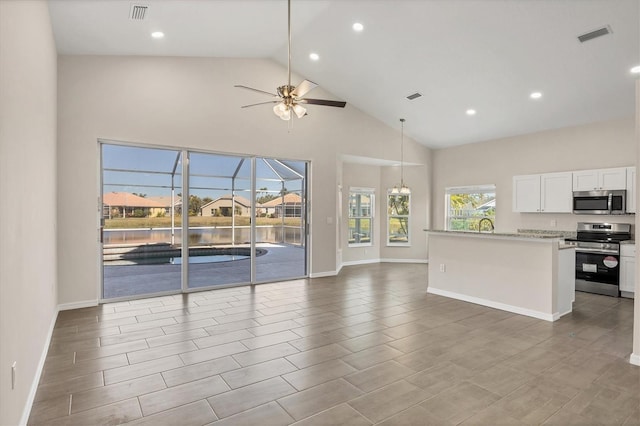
[
  {"left": 513, "top": 172, "right": 572, "bottom": 213},
  {"left": 626, "top": 166, "right": 636, "bottom": 213},
  {"left": 513, "top": 175, "right": 540, "bottom": 212},
  {"left": 573, "top": 168, "right": 627, "bottom": 191},
  {"left": 620, "top": 243, "right": 635, "bottom": 297}
]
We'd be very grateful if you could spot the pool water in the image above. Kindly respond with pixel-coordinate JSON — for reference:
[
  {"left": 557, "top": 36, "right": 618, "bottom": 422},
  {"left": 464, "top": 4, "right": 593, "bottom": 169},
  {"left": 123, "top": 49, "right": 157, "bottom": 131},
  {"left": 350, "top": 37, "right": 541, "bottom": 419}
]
[{"left": 170, "top": 254, "right": 250, "bottom": 264}]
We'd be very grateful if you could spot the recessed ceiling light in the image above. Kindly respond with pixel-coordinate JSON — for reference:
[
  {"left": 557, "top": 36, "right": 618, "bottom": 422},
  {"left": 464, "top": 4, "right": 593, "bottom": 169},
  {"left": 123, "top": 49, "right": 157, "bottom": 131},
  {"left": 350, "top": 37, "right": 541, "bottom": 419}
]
[
  {"left": 530, "top": 92, "right": 543, "bottom": 99},
  {"left": 466, "top": 109, "right": 476, "bottom": 116},
  {"left": 309, "top": 53, "right": 320, "bottom": 61},
  {"left": 151, "top": 31, "right": 164, "bottom": 39},
  {"left": 631, "top": 65, "right": 640, "bottom": 74},
  {"left": 352, "top": 22, "right": 364, "bottom": 32}
]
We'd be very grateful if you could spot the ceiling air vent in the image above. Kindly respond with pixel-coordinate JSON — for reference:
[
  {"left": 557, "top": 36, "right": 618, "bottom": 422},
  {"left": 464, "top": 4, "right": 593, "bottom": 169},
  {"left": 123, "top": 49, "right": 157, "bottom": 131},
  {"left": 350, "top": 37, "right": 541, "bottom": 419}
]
[
  {"left": 406, "top": 92, "right": 422, "bottom": 100},
  {"left": 129, "top": 4, "right": 148, "bottom": 21},
  {"left": 577, "top": 25, "right": 611, "bottom": 43}
]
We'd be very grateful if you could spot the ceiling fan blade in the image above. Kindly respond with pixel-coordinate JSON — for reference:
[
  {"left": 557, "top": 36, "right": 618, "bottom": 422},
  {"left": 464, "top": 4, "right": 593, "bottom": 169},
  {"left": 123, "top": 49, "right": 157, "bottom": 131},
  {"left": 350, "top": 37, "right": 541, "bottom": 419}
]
[
  {"left": 291, "top": 79, "right": 318, "bottom": 98},
  {"left": 241, "top": 101, "right": 280, "bottom": 108},
  {"left": 299, "top": 98, "right": 347, "bottom": 108},
  {"left": 234, "top": 85, "right": 278, "bottom": 97}
]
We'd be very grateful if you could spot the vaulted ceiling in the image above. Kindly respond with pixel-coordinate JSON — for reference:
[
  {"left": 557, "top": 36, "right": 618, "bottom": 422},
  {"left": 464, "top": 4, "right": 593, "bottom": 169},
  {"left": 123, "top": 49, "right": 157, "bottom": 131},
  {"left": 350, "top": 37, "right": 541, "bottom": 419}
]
[{"left": 48, "top": 0, "right": 640, "bottom": 148}]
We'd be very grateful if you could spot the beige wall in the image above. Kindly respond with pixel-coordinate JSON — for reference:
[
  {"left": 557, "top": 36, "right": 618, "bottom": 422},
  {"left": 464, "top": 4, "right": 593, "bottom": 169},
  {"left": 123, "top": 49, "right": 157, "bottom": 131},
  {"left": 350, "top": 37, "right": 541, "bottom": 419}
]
[
  {"left": 431, "top": 117, "right": 636, "bottom": 233},
  {"left": 0, "top": 1, "right": 58, "bottom": 424},
  {"left": 57, "top": 55, "right": 432, "bottom": 304},
  {"left": 340, "top": 162, "right": 430, "bottom": 265}
]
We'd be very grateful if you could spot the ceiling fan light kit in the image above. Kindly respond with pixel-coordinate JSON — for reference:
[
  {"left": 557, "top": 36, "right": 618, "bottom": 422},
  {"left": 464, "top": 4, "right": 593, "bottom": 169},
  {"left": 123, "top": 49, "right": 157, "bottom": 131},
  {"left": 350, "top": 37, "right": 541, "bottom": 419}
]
[{"left": 235, "top": 0, "right": 346, "bottom": 121}]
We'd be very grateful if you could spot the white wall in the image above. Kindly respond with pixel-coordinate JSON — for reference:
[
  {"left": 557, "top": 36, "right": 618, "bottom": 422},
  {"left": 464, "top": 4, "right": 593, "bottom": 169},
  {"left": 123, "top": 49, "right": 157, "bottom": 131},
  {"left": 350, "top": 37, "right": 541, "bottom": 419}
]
[
  {"left": 57, "top": 55, "right": 432, "bottom": 305},
  {"left": 0, "top": 1, "right": 58, "bottom": 424},
  {"left": 431, "top": 117, "right": 636, "bottom": 233}
]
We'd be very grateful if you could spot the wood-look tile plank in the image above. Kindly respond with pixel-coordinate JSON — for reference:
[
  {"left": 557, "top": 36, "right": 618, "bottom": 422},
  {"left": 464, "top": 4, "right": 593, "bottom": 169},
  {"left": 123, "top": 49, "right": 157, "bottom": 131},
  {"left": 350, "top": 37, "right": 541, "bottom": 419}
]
[
  {"left": 282, "top": 359, "right": 357, "bottom": 391},
  {"left": 41, "top": 354, "right": 129, "bottom": 384},
  {"left": 71, "top": 374, "right": 166, "bottom": 414},
  {"left": 127, "top": 340, "right": 198, "bottom": 364},
  {"left": 232, "top": 342, "right": 299, "bottom": 367},
  {"left": 145, "top": 327, "right": 208, "bottom": 348},
  {"left": 41, "top": 397, "right": 142, "bottom": 426},
  {"left": 290, "top": 403, "right": 372, "bottom": 426},
  {"left": 348, "top": 380, "right": 430, "bottom": 423},
  {"left": 74, "top": 339, "right": 149, "bottom": 362},
  {"left": 193, "top": 329, "right": 254, "bottom": 349},
  {"left": 28, "top": 394, "right": 71, "bottom": 425},
  {"left": 126, "top": 400, "right": 217, "bottom": 426},
  {"left": 277, "top": 378, "right": 364, "bottom": 421},
  {"left": 340, "top": 344, "right": 404, "bottom": 370},
  {"left": 162, "top": 356, "right": 240, "bottom": 387},
  {"left": 34, "top": 372, "right": 104, "bottom": 403},
  {"left": 207, "top": 376, "right": 296, "bottom": 418},
  {"left": 104, "top": 355, "right": 184, "bottom": 385},
  {"left": 179, "top": 341, "right": 248, "bottom": 365},
  {"left": 138, "top": 375, "right": 229, "bottom": 416},
  {"left": 206, "top": 401, "right": 294, "bottom": 426},
  {"left": 220, "top": 358, "right": 297, "bottom": 389},
  {"left": 285, "top": 343, "right": 351, "bottom": 369}
]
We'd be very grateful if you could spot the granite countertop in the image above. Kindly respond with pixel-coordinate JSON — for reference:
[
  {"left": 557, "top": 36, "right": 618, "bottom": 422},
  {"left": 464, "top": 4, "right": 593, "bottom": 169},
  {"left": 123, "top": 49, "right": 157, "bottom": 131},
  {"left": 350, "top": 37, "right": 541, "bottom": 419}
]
[
  {"left": 620, "top": 240, "right": 636, "bottom": 245},
  {"left": 424, "top": 229, "right": 566, "bottom": 239}
]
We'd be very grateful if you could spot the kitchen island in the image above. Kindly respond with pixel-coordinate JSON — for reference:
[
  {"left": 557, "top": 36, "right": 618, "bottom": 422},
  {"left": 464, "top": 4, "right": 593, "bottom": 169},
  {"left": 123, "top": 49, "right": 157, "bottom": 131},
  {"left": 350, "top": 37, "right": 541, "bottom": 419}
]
[{"left": 426, "top": 230, "right": 575, "bottom": 322}]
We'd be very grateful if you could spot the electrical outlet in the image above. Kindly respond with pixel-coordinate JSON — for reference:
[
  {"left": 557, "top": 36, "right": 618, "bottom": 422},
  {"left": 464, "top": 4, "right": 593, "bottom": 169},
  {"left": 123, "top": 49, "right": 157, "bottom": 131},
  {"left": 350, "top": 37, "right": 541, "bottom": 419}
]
[
  {"left": 439, "top": 264, "right": 446, "bottom": 272},
  {"left": 11, "top": 362, "right": 16, "bottom": 390},
  {"left": 550, "top": 219, "right": 557, "bottom": 227}
]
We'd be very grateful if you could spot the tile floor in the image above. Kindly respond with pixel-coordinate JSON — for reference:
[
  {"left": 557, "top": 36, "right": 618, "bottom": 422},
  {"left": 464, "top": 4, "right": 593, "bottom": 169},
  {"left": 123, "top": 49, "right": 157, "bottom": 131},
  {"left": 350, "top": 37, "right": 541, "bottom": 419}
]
[{"left": 29, "top": 263, "right": 640, "bottom": 425}]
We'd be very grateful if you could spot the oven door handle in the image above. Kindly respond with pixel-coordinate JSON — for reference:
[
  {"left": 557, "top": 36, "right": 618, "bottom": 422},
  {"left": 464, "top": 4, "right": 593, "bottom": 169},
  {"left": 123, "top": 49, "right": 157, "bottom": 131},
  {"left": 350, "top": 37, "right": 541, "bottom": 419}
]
[{"left": 575, "top": 247, "right": 618, "bottom": 255}]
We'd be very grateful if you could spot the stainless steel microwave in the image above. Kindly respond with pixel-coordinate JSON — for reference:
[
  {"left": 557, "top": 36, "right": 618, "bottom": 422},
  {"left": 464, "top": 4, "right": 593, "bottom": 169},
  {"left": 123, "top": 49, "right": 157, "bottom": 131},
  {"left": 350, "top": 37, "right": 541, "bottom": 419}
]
[{"left": 573, "top": 190, "right": 626, "bottom": 215}]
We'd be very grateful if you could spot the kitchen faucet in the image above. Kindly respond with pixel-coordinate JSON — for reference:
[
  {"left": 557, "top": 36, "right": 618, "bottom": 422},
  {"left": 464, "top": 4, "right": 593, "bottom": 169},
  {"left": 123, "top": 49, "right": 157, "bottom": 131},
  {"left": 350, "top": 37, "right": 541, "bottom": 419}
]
[{"left": 478, "top": 217, "right": 494, "bottom": 233}]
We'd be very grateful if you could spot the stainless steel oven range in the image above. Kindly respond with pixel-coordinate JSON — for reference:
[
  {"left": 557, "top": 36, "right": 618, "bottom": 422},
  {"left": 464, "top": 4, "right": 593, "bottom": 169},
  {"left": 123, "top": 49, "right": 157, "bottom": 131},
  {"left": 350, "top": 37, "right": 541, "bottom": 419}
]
[{"left": 564, "top": 222, "right": 633, "bottom": 297}]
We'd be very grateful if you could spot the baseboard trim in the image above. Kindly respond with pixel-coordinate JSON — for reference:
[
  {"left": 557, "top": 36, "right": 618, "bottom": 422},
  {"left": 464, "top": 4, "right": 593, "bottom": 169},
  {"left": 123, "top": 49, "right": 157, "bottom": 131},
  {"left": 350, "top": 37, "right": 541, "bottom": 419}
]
[
  {"left": 20, "top": 307, "right": 59, "bottom": 426},
  {"left": 426, "top": 287, "right": 556, "bottom": 322},
  {"left": 58, "top": 300, "right": 99, "bottom": 311},
  {"left": 380, "top": 258, "right": 428, "bottom": 264},
  {"left": 341, "top": 259, "right": 381, "bottom": 267},
  {"left": 309, "top": 270, "right": 338, "bottom": 278},
  {"left": 630, "top": 353, "right": 640, "bottom": 366}
]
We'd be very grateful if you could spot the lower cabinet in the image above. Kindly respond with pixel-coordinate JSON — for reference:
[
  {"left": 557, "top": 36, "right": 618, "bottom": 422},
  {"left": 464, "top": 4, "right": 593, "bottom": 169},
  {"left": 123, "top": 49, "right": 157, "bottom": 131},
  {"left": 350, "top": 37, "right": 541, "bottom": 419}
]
[{"left": 620, "top": 244, "right": 635, "bottom": 297}]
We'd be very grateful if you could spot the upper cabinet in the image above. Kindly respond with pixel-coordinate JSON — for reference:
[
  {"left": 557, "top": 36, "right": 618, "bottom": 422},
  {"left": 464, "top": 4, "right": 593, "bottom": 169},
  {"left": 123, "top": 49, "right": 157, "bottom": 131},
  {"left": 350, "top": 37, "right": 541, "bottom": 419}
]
[
  {"left": 627, "top": 167, "right": 636, "bottom": 213},
  {"left": 572, "top": 167, "right": 627, "bottom": 191},
  {"left": 513, "top": 172, "right": 573, "bottom": 213}
]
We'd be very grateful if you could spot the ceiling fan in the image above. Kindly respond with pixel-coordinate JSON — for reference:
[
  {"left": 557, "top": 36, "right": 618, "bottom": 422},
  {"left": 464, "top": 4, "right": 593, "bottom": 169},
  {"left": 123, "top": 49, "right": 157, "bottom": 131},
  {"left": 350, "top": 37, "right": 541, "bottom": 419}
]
[{"left": 234, "top": 0, "right": 346, "bottom": 120}]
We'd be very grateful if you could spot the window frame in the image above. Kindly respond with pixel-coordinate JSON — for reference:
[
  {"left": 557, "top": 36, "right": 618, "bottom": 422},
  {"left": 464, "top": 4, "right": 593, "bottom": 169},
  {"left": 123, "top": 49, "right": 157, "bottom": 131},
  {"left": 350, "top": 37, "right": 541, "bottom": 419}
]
[
  {"left": 444, "top": 184, "right": 496, "bottom": 232},
  {"left": 386, "top": 191, "right": 411, "bottom": 247},
  {"left": 348, "top": 187, "right": 375, "bottom": 247}
]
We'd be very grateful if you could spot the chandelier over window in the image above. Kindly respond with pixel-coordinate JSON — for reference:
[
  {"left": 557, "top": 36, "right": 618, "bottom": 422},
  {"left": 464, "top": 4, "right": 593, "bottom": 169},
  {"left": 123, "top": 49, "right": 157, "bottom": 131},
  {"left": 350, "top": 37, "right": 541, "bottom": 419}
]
[{"left": 391, "top": 118, "right": 410, "bottom": 194}]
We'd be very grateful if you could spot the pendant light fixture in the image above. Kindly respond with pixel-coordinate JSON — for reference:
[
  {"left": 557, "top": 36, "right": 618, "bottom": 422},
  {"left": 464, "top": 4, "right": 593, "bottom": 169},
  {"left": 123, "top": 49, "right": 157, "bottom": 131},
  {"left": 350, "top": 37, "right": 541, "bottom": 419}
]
[{"left": 392, "top": 118, "right": 411, "bottom": 194}]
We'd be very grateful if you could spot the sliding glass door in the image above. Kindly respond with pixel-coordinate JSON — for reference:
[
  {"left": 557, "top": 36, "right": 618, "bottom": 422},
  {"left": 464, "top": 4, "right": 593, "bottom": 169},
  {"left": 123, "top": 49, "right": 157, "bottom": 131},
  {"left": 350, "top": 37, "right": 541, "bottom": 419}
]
[
  {"left": 100, "top": 142, "right": 308, "bottom": 300},
  {"left": 101, "top": 144, "right": 183, "bottom": 299},
  {"left": 255, "top": 158, "right": 307, "bottom": 282},
  {"left": 187, "top": 152, "right": 252, "bottom": 288}
]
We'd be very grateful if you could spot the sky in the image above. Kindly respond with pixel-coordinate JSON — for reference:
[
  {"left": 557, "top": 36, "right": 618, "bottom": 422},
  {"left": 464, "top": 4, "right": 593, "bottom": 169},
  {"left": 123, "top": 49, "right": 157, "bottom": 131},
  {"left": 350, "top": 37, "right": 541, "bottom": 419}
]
[{"left": 102, "top": 144, "right": 305, "bottom": 200}]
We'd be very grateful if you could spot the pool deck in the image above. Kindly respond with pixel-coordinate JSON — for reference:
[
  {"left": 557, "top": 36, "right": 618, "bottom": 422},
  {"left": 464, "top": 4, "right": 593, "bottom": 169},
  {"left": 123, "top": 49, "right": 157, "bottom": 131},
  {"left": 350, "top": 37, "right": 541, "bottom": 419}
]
[{"left": 103, "top": 243, "right": 306, "bottom": 299}]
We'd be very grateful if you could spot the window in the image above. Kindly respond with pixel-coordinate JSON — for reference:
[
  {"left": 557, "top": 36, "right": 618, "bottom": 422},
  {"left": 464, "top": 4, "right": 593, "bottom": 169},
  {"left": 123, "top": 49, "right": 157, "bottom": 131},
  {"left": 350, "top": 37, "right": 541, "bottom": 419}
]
[
  {"left": 445, "top": 185, "right": 496, "bottom": 231},
  {"left": 387, "top": 192, "right": 410, "bottom": 245},
  {"left": 348, "top": 188, "right": 374, "bottom": 246}
]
